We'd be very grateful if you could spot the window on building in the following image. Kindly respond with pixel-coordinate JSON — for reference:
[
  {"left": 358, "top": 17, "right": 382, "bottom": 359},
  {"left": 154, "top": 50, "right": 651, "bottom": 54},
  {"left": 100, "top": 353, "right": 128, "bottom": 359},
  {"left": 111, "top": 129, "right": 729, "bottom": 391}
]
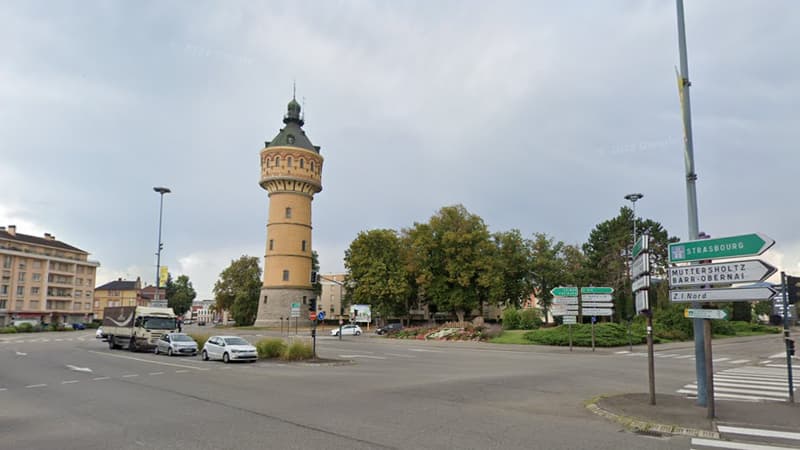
[
  {"left": 18, "top": 262, "right": 26, "bottom": 270},
  {"left": 263, "top": 295, "right": 268, "bottom": 305},
  {"left": 269, "top": 239, "right": 274, "bottom": 251},
  {"left": 18, "top": 272, "right": 25, "bottom": 282},
  {"left": 282, "top": 270, "right": 289, "bottom": 281},
  {"left": 0, "top": 300, "right": 6, "bottom": 309},
  {"left": 73, "top": 302, "right": 80, "bottom": 311},
  {"left": 85, "top": 302, "right": 91, "bottom": 310},
  {"left": 76, "top": 278, "right": 83, "bottom": 285},
  {"left": 276, "top": 156, "right": 281, "bottom": 166},
  {"left": 301, "top": 240, "right": 307, "bottom": 252},
  {"left": 30, "top": 287, "right": 39, "bottom": 295},
  {"left": 285, "top": 207, "right": 292, "bottom": 219},
  {"left": 32, "top": 260, "right": 42, "bottom": 269},
  {"left": 86, "top": 291, "right": 91, "bottom": 298},
  {"left": 16, "top": 286, "right": 24, "bottom": 296},
  {"left": 310, "top": 161, "right": 315, "bottom": 172},
  {"left": 32, "top": 273, "right": 41, "bottom": 282},
  {"left": 75, "top": 290, "right": 82, "bottom": 298},
  {"left": 2, "top": 256, "right": 10, "bottom": 269},
  {"left": 287, "top": 157, "right": 293, "bottom": 168},
  {"left": 29, "top": 300, "right": 39, "bottom": 309},
  {"left": 299, "top": 159, "right": 304, "bottom": 169},
  {"left": 0, "top": 285, "right": 7, "bottom": 295},
  {"left": 16, "top": 300, "right": 23, "bottom": 310},
  {"left": 93, "top": 301, "right": 99, "bottom": 308}
]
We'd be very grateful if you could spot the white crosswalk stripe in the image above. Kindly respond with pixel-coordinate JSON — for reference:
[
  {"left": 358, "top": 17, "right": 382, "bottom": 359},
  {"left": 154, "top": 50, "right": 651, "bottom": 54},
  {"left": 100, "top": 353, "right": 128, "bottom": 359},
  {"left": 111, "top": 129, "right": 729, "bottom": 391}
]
[
  {"left": 678, "top": 367, "right": 796, "bottom": 403},
  {"left": 690, "top": 424, "right": 800, "bottom": 450},
  {"left": 623, "top": 352, "right": 748, "bottom": 364}
]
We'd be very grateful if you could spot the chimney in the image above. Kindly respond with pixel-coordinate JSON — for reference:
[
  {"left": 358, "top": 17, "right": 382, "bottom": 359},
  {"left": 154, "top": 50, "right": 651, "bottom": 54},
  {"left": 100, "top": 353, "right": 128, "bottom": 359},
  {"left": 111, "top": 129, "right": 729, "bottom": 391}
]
[
  {"left": 118, "top": 277, "right": 122, "bottom": 281},
  {"left": 44, "top": 233, "right": 52, "bottom": 240},
  {"left": 7, "top": 225, "right": 16, "bottom": 236}
]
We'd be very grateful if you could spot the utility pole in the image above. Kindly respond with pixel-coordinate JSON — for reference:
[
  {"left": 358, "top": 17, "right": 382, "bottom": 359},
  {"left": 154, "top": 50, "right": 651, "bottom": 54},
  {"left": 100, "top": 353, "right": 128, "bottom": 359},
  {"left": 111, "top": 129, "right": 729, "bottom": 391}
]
[
  {"left": 675, "top": 0, "right": 707, "bottom": 407},
  {"left": 153, "top": 187, "right": 171, "bottom": 306}
]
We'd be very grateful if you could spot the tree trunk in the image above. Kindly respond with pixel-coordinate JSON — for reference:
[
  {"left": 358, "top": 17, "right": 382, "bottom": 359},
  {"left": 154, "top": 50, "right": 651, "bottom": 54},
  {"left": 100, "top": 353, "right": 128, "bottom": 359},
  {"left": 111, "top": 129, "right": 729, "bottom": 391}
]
[{"left": 455, "top": 310, "right": 465, "bottom": 324}]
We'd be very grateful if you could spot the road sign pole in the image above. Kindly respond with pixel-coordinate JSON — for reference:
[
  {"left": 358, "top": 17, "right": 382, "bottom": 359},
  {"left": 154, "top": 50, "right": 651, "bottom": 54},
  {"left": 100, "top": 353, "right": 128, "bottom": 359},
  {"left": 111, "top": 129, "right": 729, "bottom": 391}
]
[
  {"left": 782, "top": 271, "right": 795, "bottom": 403},
  {"left": 591, "top": 320, "right": 595, "bottom": 352},
  {"left": 704, "top": 319, "right": 715, "bottom": 418},
  {"left": 647, "top": 312, "right": 655, "bottom": 405},
  {"left": 569, "top": 324, "right": 573, "bottom": 352}
]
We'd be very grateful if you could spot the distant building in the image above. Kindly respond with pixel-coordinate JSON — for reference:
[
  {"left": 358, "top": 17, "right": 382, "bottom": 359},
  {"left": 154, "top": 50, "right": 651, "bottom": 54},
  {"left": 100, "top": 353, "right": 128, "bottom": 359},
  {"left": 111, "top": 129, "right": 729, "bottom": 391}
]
[
  {"left": 93, "top": 277, "right": 143, "bottom": 320},
  {"left": 138, "top": 285, "right": 166, "bottom": 304},
  {"left": 191, "top": 299, "right": 217, "bottom": 322},
  {"left": 0, "top": 225, "right": 100, "bottom": 326},
  {"left": 319, "top": 273, "right": 347, "bottom": 319}
]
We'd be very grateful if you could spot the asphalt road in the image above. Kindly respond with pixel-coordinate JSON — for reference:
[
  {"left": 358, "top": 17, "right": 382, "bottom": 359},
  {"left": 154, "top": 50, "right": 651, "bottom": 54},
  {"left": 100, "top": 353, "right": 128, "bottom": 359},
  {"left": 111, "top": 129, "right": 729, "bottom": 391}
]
[{"left": 0, "top": 329, "right": 791, "bottom": 450}]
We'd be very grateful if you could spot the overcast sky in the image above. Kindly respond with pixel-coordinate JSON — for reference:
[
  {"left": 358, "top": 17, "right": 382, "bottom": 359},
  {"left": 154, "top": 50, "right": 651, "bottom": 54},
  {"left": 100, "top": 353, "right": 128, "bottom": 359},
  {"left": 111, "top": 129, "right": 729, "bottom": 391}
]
[{"left": 2, "top": 1, "right": 798, "bottom": 300}]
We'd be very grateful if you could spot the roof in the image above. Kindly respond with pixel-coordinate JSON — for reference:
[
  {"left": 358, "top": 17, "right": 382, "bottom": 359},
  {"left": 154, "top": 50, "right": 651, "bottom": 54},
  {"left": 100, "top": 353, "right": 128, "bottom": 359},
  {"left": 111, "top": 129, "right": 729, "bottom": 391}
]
[
  {"left": 96, "top": 280, "right": 139, "bottom": 291},
  {"left": 0, "top": 229, "right": 87, "bottom": 254},
  {"left": 265, "top": 97, "right": 320, "bottom": 153}
]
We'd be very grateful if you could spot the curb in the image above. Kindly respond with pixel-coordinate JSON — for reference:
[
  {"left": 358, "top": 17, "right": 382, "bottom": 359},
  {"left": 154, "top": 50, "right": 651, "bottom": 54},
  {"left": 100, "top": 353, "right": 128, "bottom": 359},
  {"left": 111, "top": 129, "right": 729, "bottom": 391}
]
[{"left": 585, "top": 395, "right": 719, "bottom": 439}]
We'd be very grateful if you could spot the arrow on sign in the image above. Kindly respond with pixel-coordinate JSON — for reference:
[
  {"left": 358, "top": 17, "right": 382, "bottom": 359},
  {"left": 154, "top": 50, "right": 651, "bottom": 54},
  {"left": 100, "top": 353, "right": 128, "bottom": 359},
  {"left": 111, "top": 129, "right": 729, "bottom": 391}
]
[
  {"left": 668, "top": 233, "right": 775, "bottom": 263},
  {"left": 580, "top": 287, "right": 614, "bottom": 295},
  {"left": 668, "top": 259, "right": 778, "bottom": 288},
  {"left": 551, "top": 287, "right": 578, "bottom": 297},
  {"left": 669, "top": 286, "right": 776, "bottom": 303},
  {"left": 684, "top": 309, "right": 727, "bottom": 320}
]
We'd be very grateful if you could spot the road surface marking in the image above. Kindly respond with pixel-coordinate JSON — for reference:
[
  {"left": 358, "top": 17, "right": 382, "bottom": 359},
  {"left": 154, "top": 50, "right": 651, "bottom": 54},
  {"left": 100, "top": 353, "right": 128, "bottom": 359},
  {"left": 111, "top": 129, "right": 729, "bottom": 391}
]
[
  {"left": 675, "top": 355, "right": 694, "bottom": 359},
  {"left": 339, "top": 354, "right": 387, "bottom": 360},
  {"left": 718, "top": 425, "right": 800, "bottom": 441},
  {"left": 175, "top": 369, "right": 189, "bottom": 373},
  {"left": 0, "top": 388, "right": 6, "bottom": 391},
  {"left": 760, "top": 360, "right": 773, "bottom": 365},
  {"left": 713, "top": 357, "right": 731, "bottom": 363},
  {"left": 121, "top": 374, "right": 139, "bottom": 378},
  {"left": 691, "top": 436, "right": 797, "bottom": 450},
  {"left": 730, "top": 359, "right": 750, "bottom": 364},
  {"left": 769, "top": 352, "right": 786, "bottom": 359},
  {"left": 714, "top": 377, "right": 790, "bottom": 387},
  {"left": 61, "top": 380, "right": 79, "bottom": 384},
  {"left": 655, "top": 353, "right": 679, "bottom": 358},
  {"left": 55, "top": 339, "right": 64, "bottom": 342},
  {"left": 93, "top": 377, "right": 110, "bottom": 381},
  {"left": 408, "top": 348, "right": 443, "bottom": 353},
  {"left": 383, "top": 352, "right": 416, "bottom": 358},
  {"left": 25, "top": 384, "right": 47, "bottom": 388},
  {"left": 88, "top": 350, "right": 209, "bottom": 370},
  {"left": 66, "top": 365, "right": 93, "bottom": 373},
  {"left": 15, "top": 351, "right": 27, "bottom": 356},
  {"left": 148, "top": 372, "right": 164, "bottom": 376},
  {"left": 614, "top": 351, "right": 630, "bottom": 354}
]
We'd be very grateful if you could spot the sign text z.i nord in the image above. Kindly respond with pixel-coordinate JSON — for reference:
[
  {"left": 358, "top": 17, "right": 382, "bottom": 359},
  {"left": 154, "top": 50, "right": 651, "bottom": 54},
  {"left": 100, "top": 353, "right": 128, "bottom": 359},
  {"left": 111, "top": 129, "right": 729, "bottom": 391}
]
[
  {"left": 668, "top": 233, "right": 774, "bottom": 263},
  {"left": 669, "top": 286, "right": 776, "bottom": 303}
]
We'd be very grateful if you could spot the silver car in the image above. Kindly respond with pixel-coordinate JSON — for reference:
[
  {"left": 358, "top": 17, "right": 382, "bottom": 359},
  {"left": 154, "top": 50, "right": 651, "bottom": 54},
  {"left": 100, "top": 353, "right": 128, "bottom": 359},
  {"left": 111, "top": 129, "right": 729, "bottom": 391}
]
[
  {"left": 201, "top": 335, "right": 257, "bottom": 363},
  {"left": 154, "top": 333, "right": 198, "bottom": 357}
]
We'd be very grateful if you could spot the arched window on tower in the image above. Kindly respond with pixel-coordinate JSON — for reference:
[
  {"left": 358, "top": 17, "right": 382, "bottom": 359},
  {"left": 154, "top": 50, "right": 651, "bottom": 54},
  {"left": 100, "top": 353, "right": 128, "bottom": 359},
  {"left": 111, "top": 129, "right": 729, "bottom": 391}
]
[
  {"left": 275, "top": 156, "right": 281, "bottom": 167},
  {"left": 285, "top": 207, "right": 292, "bottom": 219},
  {"left": 311, "top": 161, "right": 315, "bottom": 172},
  {"left": 282, "top": 270, "right": 290, "bottom": 282},
  {"left": 287, "top": 157, "right": 293, "bottom": 168},
  {"left": 299, "top": 159, "right": 304, "bottom": 169}
]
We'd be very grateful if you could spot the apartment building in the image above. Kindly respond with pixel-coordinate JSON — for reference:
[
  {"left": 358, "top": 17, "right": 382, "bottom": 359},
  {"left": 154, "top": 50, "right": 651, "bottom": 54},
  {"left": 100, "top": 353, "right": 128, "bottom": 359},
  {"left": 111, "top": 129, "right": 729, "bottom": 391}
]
[
  {"left": 93, "top": 277, "right": 143, "bottom": 320},
  {"left": 319, "top": 273, "right": 347, "bottom": 319},
  {"left": 0, "top": 225, "right": 100, "bottom": 327}
]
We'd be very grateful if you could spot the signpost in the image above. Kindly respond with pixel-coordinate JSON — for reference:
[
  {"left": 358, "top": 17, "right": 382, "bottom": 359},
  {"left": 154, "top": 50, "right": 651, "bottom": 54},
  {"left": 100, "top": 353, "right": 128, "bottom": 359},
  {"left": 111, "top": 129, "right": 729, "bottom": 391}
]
[
  {"left": 684, "top": 309, "right": 727, "bottom": 320},
  {"left": 630, "top": 233, "right": 654, "bottom": 405},
  {"left": 290, "top": 303, "right": 300, "bottom": 318},
  {"left": 668, "top": 259, "right": 777, "bottom": 288},
  {"left": 580, "top": 287, "right": 613, "bottom": 295},
  {"left": 635, "top": 290, "right": 649, "bottom": 314},
  {"left": 669, "top": 286, "right": 776, "bottom": 303},
  {"left": 551, "top": 288, "right": 578, "bottom": 351},
  {"left": 551, "top": 287, "right": 579, "bottom": 297},
  {"left": 668, "top": 233, "right": 774, "bottom": 263},
  {"left": 580, "top": 287, "right": 614, "bottom": 352}
]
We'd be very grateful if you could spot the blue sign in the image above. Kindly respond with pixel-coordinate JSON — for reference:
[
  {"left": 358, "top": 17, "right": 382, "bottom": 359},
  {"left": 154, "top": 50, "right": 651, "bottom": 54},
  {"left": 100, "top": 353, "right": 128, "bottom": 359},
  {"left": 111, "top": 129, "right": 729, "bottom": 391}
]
[
  {"left": 317, "top": 311, "right": 326, "bottom": 321},
  {"left": 591, "top": 316, "right": 597, "bottom": 324}
]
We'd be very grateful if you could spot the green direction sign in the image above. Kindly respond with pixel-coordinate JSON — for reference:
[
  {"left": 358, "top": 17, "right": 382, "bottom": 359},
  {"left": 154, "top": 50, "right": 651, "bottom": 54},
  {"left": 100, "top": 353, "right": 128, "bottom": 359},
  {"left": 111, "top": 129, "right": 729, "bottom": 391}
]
[
  {"left": 580, "top": 287, "right": 614, "bottom": 295},
  {"left": 668, "top": 233, "right": 774, "bottom": 263},
  {"left": 632, "top": 234, "right": 649, "bottom": 259},
  {"left": 550, "top": 287, "right": 578, "bottom": 297}
]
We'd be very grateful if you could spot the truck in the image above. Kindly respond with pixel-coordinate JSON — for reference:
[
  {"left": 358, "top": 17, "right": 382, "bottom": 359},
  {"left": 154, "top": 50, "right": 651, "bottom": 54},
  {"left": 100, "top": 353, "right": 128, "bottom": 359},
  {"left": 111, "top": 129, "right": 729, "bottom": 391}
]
[{"left": 102, "top": 306, "right": 177, "bottom": 351}]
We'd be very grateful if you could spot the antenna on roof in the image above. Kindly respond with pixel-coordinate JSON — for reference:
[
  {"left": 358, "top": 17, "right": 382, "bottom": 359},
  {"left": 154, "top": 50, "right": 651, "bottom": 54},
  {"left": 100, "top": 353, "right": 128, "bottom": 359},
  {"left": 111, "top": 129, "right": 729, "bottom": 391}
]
[
  {"left": 292, "top": 80, "right": 296, "bottom": 100},
  {"left": 301, "top": 96, "right": 306, "bottom": 121}
]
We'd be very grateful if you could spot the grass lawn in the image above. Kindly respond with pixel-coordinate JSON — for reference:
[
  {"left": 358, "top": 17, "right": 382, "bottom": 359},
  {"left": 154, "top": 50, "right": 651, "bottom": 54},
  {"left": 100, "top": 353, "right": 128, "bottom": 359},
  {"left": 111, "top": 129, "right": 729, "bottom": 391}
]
[{"left": 489, "top": 330, "right": 532, "bottom": 345}]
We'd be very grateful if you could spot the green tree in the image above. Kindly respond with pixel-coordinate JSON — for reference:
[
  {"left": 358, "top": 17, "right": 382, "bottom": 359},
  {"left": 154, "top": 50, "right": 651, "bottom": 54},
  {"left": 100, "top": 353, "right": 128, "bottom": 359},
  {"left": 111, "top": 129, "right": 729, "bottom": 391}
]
[
  {"left": 344, "top": 229, "right": 411, "bottom": 321},
  {"left": 483, "top": 230, "right": 533, "bottom": 310},
  {"left": 406, "top": 205, "right": 493, "bottom": 322},
  {"left": 213, "top": 256, "right": 262, "bottom": 326},
  {"left": 168, "top": 274, "right": 196, "bottom": 316},
  {"left": 529, "top": 233, "right": 566, "bottom": 322}
]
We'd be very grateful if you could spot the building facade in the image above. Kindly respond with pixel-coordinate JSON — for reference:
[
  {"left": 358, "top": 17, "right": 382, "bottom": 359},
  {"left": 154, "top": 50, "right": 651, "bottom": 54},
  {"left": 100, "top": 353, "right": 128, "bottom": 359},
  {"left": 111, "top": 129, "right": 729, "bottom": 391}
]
[
  {"left": 93, "top": 277, "right": 143, "bottom": 320},
  {"left": 319, "top": 273, "right": 347, "bottom": 319},
  {"left": 254, "top": 97, "right": 324, "bottom": 326},
  {"left": 0, "top": 225, "right": 100, "bottom": 326}
]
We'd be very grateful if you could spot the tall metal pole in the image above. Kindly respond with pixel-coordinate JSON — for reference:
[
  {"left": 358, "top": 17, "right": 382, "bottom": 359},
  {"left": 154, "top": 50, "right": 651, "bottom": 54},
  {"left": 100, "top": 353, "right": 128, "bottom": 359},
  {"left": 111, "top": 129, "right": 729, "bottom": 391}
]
[
  {"left": 153, "top": 187, "right": 171, "bottom": 304},
  {"left": 782, "top": 272, "right": 795, "bottom": 403},
  {"left": 675, "top": 0, "right": 707, "bottom": 407},
  {"left": 625, "top": 193, "right": 643, "bottom": 352}
]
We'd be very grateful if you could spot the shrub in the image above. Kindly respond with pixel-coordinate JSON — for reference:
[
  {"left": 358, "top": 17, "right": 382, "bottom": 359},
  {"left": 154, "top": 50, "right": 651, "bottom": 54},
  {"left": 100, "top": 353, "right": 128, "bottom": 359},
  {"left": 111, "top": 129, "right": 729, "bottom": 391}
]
[
  {"left": 478, "top": 324, "right": 503, "bottom": 340},
  {"left": 189, "top": 334, "right": 210, "bottom": 349},
  {"left": 711, "top": 319, "right": 736, "bottom": 336},
  {"left": 653, "top": 304, "right": 693, "bottom": 340},
  {"left": 502, "top": 308, "right": 521, "bottom": 330},
  {"left": 281, "top": 340, "right": 314, "bottom": 360},
  {"left": 15, "top": 323, "right": 34, "bottom": 333},
  {"left": 256, "top": 338, "right": 287, "bottom": 359},
  {"left": 0, "top": 326, "right": 17, "bottom": 334},
  {"left": 518, "top": 308, "right": 543, "bottom": 330},
  {"left": 523, "top": 323, "right": 646, "bottom": 347}
]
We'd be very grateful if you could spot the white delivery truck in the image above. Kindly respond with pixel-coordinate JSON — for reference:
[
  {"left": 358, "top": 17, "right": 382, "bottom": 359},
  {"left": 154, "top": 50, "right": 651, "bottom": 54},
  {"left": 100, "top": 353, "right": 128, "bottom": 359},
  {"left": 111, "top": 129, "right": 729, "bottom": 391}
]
[{"left": 103, "top": 306, "right": 177, "bottom": 351}]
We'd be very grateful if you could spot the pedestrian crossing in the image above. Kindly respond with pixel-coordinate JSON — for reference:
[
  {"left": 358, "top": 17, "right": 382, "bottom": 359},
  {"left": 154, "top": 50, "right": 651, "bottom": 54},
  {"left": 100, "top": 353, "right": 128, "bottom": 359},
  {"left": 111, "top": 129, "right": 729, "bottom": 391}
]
[
  {"left": 691, "top": 424, "right": 800, "bottom": 449},
  {"left": 614, "top": 350, "right": 751, "bottom": 366},
  {"left": 677, "top": 366, "right": 796, "bottom": 403}
]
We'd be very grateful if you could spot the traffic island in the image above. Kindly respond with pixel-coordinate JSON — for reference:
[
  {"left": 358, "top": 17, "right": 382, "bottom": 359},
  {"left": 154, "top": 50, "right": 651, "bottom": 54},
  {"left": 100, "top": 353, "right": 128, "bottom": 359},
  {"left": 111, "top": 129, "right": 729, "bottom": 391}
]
[{"left": 586, "top": 393, "right": 719, "bottom": 438}]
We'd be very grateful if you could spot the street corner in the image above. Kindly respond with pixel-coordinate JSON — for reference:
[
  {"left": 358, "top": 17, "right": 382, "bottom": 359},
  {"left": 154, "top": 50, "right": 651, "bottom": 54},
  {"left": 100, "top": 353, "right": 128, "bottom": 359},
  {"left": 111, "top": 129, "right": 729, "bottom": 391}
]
[{"left": 586, "top": 393, "right": 719, "bottom": 439}]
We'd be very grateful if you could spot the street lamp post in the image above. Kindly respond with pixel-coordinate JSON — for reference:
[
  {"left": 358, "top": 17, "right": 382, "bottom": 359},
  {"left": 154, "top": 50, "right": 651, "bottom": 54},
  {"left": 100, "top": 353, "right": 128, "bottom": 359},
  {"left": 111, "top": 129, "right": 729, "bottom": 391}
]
[
  {"left": 153, "top": 187, "right": 171, "bottom": 306},
  {"left": 624, "top": 193, "right": 642, "bottom": 353}
]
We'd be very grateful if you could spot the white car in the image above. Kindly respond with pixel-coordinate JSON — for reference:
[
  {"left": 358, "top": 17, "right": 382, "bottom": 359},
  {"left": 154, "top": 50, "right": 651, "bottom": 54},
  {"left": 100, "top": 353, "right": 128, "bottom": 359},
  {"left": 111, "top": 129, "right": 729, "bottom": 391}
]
[
  {"left": 96, "top": 326, "right": 105, "bottom": 340},
  {"left": 330, "top": 324, "right": 362, "bottom": 336},
  {"left": 201, "top": 335, "right": 257, "bottom": 363}
]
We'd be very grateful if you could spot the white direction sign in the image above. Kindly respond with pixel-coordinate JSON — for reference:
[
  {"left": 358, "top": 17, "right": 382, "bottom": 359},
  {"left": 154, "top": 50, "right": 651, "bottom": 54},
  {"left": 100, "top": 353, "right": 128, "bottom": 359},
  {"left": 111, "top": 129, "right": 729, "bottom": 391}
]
[
  {"left": 582, "top": 308, "right": 614, "bottom": 316},
  {"left": 632, "top": 276, "right": 650, "bottom": 292},
  {"left": 632, "top": 253, "right": 650, "bottom": 278},
  {"left": 669, "top": 286, "right": 776, "bottom": 303},
  {"left": 582, "top": 294, "right": 612, "bottom": 302},
  {"left": 552, "top": 296, "right": 579, "bottom": 305},
  {"left": 290, "top": 302, "right": 301, "bottom": 318},
  {"left": 668, "top": 259, "right": 778, "bottom": 288},
  {"left": 583, "top": 302, "right": 613, "bottom": 309},
  {"left": 685, "top": 309, "right": 728, "bottom": 320},
  {"left": 562, "top": 316, "right": 577, "bottom": 324},
  {"left": 635, "top": 290, "right": 649, "bottom": 313},
  {"left": 551, "top": 305, "right": 579, "bottom": 316}
]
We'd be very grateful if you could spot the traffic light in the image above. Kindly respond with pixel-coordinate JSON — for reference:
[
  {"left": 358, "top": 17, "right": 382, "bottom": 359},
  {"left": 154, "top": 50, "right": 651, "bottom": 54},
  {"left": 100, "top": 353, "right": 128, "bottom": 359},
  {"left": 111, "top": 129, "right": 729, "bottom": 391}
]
[
  {"left": 787, "top": 275, "right": 799, "bottom": 304},
  {"left": 309, "top": 298, "right": 317, "bottom": 312},
  {"left": 788, "top": 338, "right": 796, "bottom": 357},
  {"left": 310, "top": 271, "right": 318, "bottom": 283}
]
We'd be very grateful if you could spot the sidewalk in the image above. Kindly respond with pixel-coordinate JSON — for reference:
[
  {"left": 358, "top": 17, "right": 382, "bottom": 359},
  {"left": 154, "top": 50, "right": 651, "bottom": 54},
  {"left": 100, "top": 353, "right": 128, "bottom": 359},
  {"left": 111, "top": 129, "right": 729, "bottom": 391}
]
[{"left": 588, "top": 393, "right": 798, "bottom": 437}]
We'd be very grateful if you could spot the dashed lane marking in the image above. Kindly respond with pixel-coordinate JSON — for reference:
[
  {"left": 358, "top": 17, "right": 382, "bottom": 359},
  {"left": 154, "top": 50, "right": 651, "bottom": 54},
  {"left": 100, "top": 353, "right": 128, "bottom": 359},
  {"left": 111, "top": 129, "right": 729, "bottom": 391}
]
[
  {"left": 93, "top": 377, "right": 110, "bottom": 381},
  {"left": 339, "top": 354, "right": 387, "bottom": 360},
  {"left": 713, "top": 357, "right": 731, "bottom": 363},
  {"left": 175, "top": 369, "right": 189, "bottom": 373},
  {"left": 87, "top": 350, "right": 209, "bottom": 370},
  {"left": 25, "top": 384, "right": 47, "bottom": 388},
  {"left": 148, "top": 372, "right": 164, "bottom": 376},
  {"left": 730, "top": 359, "right": 750, "bottom": 364},
  {"left": 61, "top": 380, "right": 79, "bottom": 384},
  {"left": 614, "top": 351, "right": 630, "bottom": 354},
  {"left": 121, "top": 374, "right": 139, "bottom": 378},
  {"left": 769, "top": 352, "right": 786, "bottom": 359}
]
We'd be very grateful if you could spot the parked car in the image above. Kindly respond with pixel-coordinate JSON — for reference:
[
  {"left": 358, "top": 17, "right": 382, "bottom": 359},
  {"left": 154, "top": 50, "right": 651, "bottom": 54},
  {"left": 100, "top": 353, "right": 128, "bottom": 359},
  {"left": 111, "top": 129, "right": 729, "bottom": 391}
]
[
  {"left": 154, "top": 333, "right": 198, "bottom": 357},
  {"left": 96, "top": 326, "right": 106, "bottom": 340},
  {"left": 71, "top": 323, "right": 86, "bottom": 330},
  {"left": 197, "top": 320, "right": 206, "bottom": 326},
  {"left": 376, "top": 323, "right": 403, "bottom": 335},
  {"left": 201, "top": 335, "right": 257, "bottom": 363},
  {"left": 331, "top": 324, "right": 362, "bottom": 336}
]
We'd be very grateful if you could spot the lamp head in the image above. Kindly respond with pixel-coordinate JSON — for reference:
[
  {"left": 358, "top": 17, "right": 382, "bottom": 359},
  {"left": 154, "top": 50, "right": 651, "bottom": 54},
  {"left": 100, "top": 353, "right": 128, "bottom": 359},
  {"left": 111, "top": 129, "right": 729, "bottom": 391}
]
[
  {"left": 153, "top": 187, "right": 171, "bottom": 194},
  {"left": 624, "top": 193, "right": 643, "bottom": 202}
]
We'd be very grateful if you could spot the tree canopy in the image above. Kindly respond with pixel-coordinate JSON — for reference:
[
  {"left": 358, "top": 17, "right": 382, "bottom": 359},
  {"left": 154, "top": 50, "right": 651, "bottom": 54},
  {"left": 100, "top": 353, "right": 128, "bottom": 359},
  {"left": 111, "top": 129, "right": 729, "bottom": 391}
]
[{"left": 213, "top": 255, "right": 262, "bottom": 326}]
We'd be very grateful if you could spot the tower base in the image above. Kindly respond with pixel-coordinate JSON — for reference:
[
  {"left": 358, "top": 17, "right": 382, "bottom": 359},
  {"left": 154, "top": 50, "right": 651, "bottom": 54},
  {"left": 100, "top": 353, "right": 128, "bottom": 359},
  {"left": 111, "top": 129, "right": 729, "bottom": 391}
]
[{"left": 254, "top": 287, "right": 315, "bottom": 327}]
